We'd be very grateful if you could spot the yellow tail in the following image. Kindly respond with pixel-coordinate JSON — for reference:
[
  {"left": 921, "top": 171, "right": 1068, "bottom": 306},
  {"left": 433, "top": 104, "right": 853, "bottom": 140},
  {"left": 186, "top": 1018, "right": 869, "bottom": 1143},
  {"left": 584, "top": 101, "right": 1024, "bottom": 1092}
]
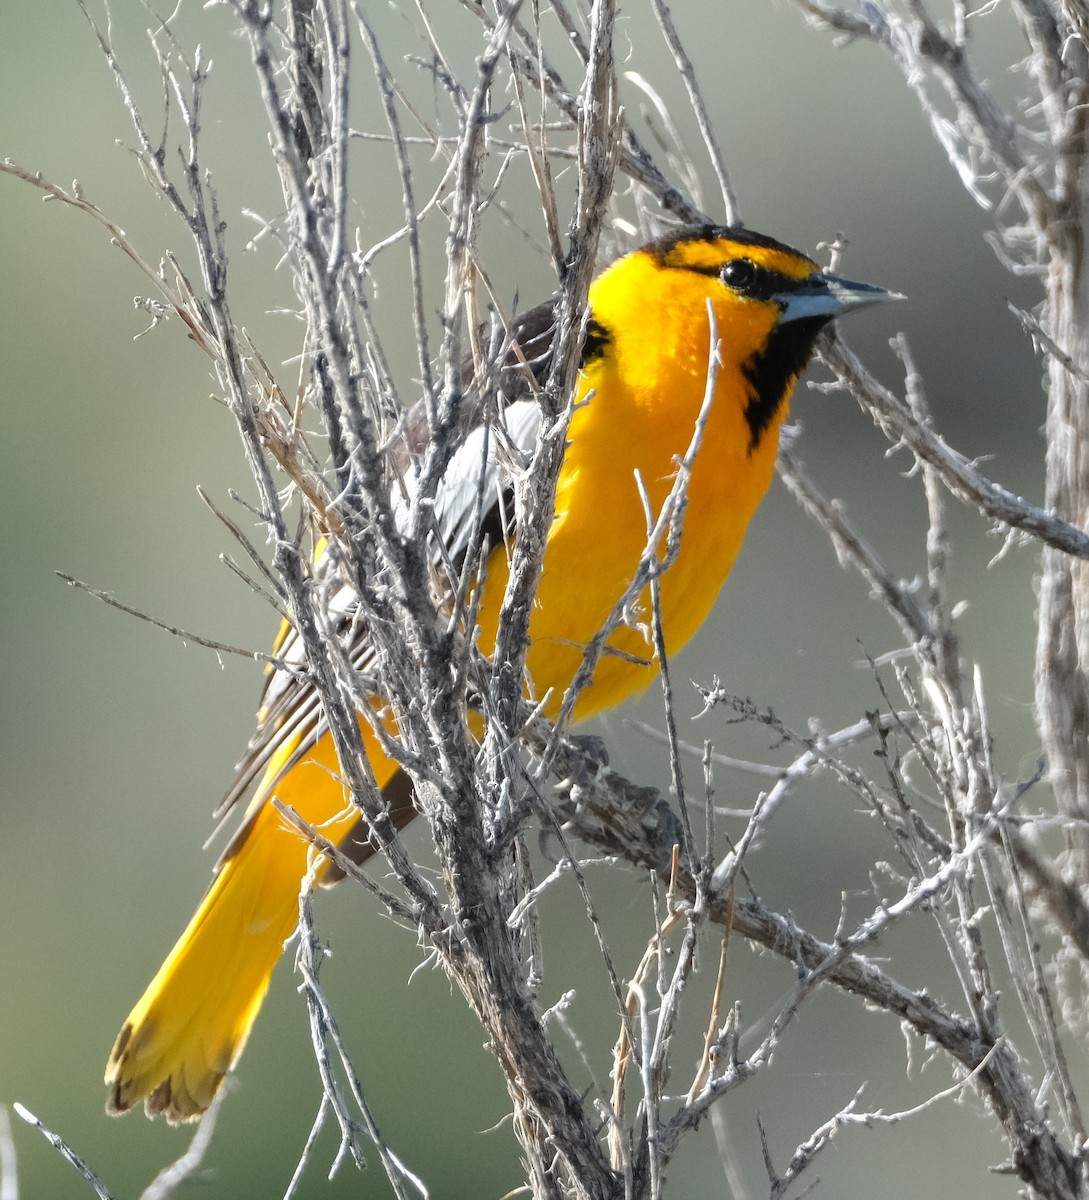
[{"left": 105, "top": 730, "right": 391, "bottom": 1122}]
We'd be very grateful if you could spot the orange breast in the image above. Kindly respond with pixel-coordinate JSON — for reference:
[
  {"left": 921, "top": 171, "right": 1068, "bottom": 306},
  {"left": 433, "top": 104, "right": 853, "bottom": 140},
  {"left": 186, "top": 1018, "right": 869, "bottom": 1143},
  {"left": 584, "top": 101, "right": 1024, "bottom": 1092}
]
[{"left": 474, "top": 249, "right": 789, "bottom": 721}]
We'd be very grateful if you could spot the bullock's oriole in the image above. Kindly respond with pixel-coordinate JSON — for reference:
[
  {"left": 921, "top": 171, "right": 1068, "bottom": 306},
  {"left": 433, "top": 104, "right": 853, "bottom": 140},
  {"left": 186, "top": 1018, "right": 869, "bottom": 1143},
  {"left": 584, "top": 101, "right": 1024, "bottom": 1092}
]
[{"left": 105, "top": 225, "right": 896, "bottom": 1122}]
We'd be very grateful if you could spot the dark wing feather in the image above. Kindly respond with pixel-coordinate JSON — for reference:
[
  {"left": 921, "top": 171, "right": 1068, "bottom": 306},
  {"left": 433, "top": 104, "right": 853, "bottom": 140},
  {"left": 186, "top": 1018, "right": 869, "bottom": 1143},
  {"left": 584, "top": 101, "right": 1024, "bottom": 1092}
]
[{"left": 209, "top": 300, "right": 561, "bottom": 858}]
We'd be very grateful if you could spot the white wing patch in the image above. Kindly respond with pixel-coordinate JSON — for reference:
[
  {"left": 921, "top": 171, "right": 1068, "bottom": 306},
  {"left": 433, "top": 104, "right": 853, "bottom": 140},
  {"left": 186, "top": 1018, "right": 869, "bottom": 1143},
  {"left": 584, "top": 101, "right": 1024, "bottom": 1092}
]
[
  {"left": 395, "top": 398, "right": 541, "bottom": 568},
  {"left": 215, "top": 400, "right": 542, "bottom": 834}
]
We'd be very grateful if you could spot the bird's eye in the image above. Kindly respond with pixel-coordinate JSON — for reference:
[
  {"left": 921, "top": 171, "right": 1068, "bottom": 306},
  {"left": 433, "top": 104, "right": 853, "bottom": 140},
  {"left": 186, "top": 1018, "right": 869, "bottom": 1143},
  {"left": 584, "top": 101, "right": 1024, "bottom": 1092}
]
[
  {"left": 720, "top": 258, "right": 757, "bottom": 292},
  {"left": 724, "top": 258, "right": 767, "bottom": 292}
]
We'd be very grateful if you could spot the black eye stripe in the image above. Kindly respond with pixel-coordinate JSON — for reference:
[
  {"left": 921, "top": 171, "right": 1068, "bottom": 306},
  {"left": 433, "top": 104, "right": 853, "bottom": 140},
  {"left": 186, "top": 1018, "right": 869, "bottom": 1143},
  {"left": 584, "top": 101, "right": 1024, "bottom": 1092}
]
[
  {"left": 721, "top": 259, "right": 757, "bottom": 290},
  {"left": 721, "top": 259, "right": 790, "bottom": 302},
  {"left": 685, "top": 258, "right": 798, "bottom": 303}
]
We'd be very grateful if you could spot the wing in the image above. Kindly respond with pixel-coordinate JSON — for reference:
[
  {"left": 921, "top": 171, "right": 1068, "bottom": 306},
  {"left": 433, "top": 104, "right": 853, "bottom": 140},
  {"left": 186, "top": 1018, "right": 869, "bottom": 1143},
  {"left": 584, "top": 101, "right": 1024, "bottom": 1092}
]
[{"left": 209, "top": 301, "right": 558, "bottom": 859}]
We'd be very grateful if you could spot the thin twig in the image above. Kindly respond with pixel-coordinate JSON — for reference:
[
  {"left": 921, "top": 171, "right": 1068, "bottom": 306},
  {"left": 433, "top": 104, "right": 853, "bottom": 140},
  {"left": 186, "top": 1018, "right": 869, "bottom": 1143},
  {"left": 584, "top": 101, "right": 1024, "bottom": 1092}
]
[
  {"left": 12, "top": 1105, "right": 115, "bottom": 1200},
  {"left": 56, "top": 573, "right": 287, "bottom": 667}
]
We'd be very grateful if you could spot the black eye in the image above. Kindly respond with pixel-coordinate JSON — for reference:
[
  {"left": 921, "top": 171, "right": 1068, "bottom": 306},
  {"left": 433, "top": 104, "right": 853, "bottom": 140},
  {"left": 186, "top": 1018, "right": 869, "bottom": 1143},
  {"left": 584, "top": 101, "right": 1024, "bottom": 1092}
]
[{"left": 721, "top": 258, "right": 757, "bottom": 292}]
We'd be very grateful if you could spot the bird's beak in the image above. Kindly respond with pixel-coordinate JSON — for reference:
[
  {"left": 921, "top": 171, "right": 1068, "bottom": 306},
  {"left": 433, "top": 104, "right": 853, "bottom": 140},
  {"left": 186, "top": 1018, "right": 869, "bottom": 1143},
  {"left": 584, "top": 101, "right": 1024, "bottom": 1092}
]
[{"left": 778, "top": 272, "right": 906, "bottom": 325}]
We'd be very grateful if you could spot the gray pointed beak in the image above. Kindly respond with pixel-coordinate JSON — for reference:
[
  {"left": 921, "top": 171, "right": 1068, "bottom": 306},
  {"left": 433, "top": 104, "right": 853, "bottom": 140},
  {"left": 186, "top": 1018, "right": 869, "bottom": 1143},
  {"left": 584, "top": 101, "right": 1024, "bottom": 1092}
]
[{"left": 778, "top": 272, "right": 905, "bottom": 325}]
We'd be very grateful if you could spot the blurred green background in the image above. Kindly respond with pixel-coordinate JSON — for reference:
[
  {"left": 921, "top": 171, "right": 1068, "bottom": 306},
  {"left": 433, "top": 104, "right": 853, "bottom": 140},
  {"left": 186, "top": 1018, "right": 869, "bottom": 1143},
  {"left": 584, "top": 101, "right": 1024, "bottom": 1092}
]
[{"left": 1, "top": 1, "right": 1058, "bottom": 1197}]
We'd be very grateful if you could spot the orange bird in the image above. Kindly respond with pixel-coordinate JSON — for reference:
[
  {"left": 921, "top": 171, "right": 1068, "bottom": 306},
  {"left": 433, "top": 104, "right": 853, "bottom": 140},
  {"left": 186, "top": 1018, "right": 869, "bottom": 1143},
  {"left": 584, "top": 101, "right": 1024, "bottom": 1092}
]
[{"left": 105, "top": 225, "right": 896, "bottom": 1121}]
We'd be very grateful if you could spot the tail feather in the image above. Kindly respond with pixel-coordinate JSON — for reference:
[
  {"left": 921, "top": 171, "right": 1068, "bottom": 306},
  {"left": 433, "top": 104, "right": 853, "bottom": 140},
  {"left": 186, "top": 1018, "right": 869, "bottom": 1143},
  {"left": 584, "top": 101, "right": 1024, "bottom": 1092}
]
[{"left": 105, "top": 731, "right": 394, "bottom": 1123}]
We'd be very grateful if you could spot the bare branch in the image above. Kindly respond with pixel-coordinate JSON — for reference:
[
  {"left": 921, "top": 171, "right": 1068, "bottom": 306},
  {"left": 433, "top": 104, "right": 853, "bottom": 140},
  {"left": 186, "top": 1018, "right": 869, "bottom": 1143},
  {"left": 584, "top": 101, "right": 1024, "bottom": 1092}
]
[
  {"left": 12, "top": 1105, "right": 116, "bottom": 1200},
  {"left": 56, "top": 572, "right": 285, "bottom": 666},
  {"left": 820, "top": 332, "right": 1089, "bottom": 560}
]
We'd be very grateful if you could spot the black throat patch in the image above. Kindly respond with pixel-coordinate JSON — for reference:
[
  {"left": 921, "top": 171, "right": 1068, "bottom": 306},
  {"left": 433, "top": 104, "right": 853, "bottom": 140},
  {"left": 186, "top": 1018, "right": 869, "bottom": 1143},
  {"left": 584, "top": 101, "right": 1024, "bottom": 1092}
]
[
  {"left": 741, "top": 315, "right": 827, "bottom": 452},
  {"left": 581, "top": 316, "right": 610, "bottom": 368}
]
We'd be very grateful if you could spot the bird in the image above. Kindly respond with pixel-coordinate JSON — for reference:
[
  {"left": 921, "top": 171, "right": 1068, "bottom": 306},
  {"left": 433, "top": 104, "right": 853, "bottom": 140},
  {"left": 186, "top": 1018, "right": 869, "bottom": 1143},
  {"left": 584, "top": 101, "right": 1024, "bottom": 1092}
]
[{"left": 104, "top": 224, "right": 898, "bottom": 1122}]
